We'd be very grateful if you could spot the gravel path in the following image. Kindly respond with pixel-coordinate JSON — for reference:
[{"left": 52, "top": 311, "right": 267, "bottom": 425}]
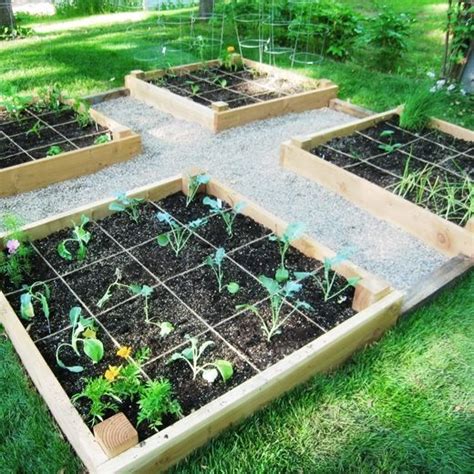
[{"left": 0, "top": 97, "right": 447, "bottom": 289}]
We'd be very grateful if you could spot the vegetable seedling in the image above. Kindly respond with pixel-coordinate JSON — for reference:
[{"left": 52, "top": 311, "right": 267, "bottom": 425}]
[
  {"left": 109, "top": 192, "right": 145, "bottom": 223},
  {"left": 46, "top": 145, "right": 63, "bottom": 156},
  {"left": 56, "top": 307, "right": 104, "bottom": 372},
  {"left": 26, "top": 120, "right": 43, "bottom": 138},
  {"left": 203, "top": 197, "right": 246, "bottom": 237},
  {"left": 94, "top": 134, "right": 111, "bottom": 145},
  {"left": 269, "top": 222, "right": 305, "bottom": 282},
  {"left": 186, "top": 173, "right": 210, "bottom": 207},
  {"left": 237, "top": 276, "right": 312, "bottom": 341},
  {"left": 20, "top": 281, "right": 51, "bottom": 333},
  {"left": 156, "top": 212, "right": 206, "bottom": 256},
  {"left": 57, "top": 214, "right": 91, "bottom": 261},
  {"left": 204, "top": 248, "right": 240, "bottom": 294},
  {"left": 168, "top": 335, "right": 233, "bottom": 384}
]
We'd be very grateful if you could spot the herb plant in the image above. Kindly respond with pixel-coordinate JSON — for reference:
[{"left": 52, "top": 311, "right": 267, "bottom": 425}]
[
  {"left": 203, "top": 197, "right": 246, "bottom": 237},
  {"left": 109, "top": 193, "right": 144, "bottom": 223},
  {"left": 0, "top": 91, "right": 32, "bottom": 120},
  {"left": 26, "top": 120, "right": 44, "bottom": 138},
  {"left": 237, "top": 276, "right": 311, "bottom": 341},
  {"left": 137, "top": 380, "right": 182, "bottom": 431},
  {"left": 169, "top": 335, "right": 233, "bottom": 384},
  {"left": 399, "top": 87, "right": 444, "bottom": 132},
  {"left": 204, "top": 248, "right": 240, "bottom": 294},
  {"left": 0, "top": 213, "right": 32, "bottom": 287},
  {"left": 186, "top": 174, "right": 210, "bottom": 207},
  {"left": 156, "top": 212, "right": 206, "bottom": 256},
  {"left": 94, "top": 134, "right": 111, "bottom": 145},
  {"left": 57, "top": 214, "right": 91, "bottom": 261},
  {"left": 269, "top": 222, "right": 305, "bottom": 282},
  {"left": 20, "top": 281, "right": 51, "bottom": 333},
  {"left": 47, "top": 145, "right": 63, "bottom": 156},
  {"left": 378, "top": 130, "right": 402, "bottom": 153},
  {"left": 56, "top": 307, "right": 104, "bottom": 372},
  {"left": 71, "top": 99, "right": 92, "bottom": 128}
]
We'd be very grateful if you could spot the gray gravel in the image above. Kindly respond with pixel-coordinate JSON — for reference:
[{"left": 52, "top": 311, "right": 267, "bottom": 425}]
[{"left": 0, "top": 97, "right": 447, "bottom": 289}]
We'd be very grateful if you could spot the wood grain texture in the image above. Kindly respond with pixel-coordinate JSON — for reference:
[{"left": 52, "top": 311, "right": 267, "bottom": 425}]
[
  {"left": 94, "top": 413, "right": 138, "bottom": 458},
  {"left": 329, "top": 98, "right": 374, "bottom": 118}
]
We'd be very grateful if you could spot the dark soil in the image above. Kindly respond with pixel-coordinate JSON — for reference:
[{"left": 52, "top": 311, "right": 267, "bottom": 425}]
[
  {"left": 63, "top": 251, "right": 156, "bottom": 310},
  {"left": 13, "top": 128, "right": 62, "bottom": 150},
  {"left": 166, "top": 259, "right": 266, "bottom": 325},
  {"left": 34, "top": 223, "right": 122, "bottom": 276},
  {"left": 0, "top": 138, "right": 20, "bottom": 158},
  {"left": 324, "top": 134, "right": 386, "bottom": 159},
  {"left": 359, "top": 123, "right": 419, "bottom": 145},
  {"left": 0, "top": 152, "right": 33, "bottom": 169},
  {"left": 368, "top": 151, "right": 430, "bottom": 176},
  {"left": 28, "top": 141, "right": 77, "bottom": 159},
  {"left": 144, "top": 333, "right": 257, "bottom": 416},
  {"left": 426, "top": 130, "right": 473, "bottom": 154},
  {"left": 38, "top": 109, "right": 77, "bottom": 126},
  {"left": 227, "top": 96, "right": 260, "bottom": 108},
  {"left": 311, "top": 145, "right": 362, "bottom": 168},
  {"left": 154, "top": 192, "right": 215, "bottom": 223},
  {"left": 199, "top": 88, "right": 244, "bottom": 104},
  {"left": 348, "top": 162, "right": 400, "bottom": 188},
  {"left": 6, "top": 277, "right": 84, "bottom": 342},
  {"left": 215, "top": 303, "right": 324, "bottom": 370},
  {"left": 401, "top": 138, "right": 458, "bottom": 164},
  {"left": 0, "top": 116, "right": 37, "bottom": 136},
  {"left": 55, "top": 121, "right": 104, "bottom": 140},
  {"left": 442, "top": 154, "right": 474, "bottom": 178}
]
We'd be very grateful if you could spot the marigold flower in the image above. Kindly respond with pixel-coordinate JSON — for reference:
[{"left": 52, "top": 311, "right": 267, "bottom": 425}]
[
  {"left": 6, "top": 239, "right": 20, "bottom": 254},
  {"left": 116, "top": 346, "right": 132, "bottom": 359},
  {"left": 227, "top": 46, "right": 235, "bottom": 53},
  {"left": 104, "top": 365, "right": 121, "bottom": 382}
]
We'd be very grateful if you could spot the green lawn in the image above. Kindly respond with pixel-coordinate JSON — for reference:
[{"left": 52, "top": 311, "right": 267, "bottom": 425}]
[{"left": 1, "top": 273, "right": 473, "bottom": 473}]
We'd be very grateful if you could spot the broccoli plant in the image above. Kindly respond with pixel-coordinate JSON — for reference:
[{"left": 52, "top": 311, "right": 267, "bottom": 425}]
[
  {"left": 203, "top": 197, "right": 246, "bottom": 237},
  {"left": 109, "top": 193, "right": 145, "bottom": 224},
  {"left": 237, "top": 276, "right": 312, "bottom": 341},
  {"left": 204, "top": 248, "right": 240, "bottom": 294},
  {"left": 156, "top": 212, "right": 206, "bottom": 256},
  {"left": 57, "top": 215, "right": 91, "bottom": 262},
  {"left": 20, "top": 281, "right": 51, "bottom": 333},
  {"left": 269, "top": 222, "right": 305, "bottom": 283},
  {"left": 186, "top": 174, "right": 210, "bottom": 207},
  {"left": 168, "top": 335, "right": 233, "bottom": 384}
]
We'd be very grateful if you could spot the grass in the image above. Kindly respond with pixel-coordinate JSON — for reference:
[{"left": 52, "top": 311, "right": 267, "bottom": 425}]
[
  {"left": 1, "top": 272, "right": 472, "bottom": 472},
  {"left": 1, "top": 1, "right": 473, "bottom": 128}
]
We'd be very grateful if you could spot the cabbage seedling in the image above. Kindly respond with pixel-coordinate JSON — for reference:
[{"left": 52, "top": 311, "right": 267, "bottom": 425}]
[
  {"left": 20, "top": 281, "right": 51, "bottom": 333},
  {"left": 204, "top": 247, "right": 240, "bottom": 294},
  {"left": 203, "top": 197, "right": 246, "bottom": 237},
  {"left": 156, "top": 212, "right": 206, "bottom": 256},
  {"left": 55, "top": 307, "right": 104, "bottom": 372},
  {"left": 237, "top": 276, "right": 311, "bottom": 341},
  {"left": 186, "top": 173, "right": 210, "bottom": 207},
  {"left": 269, "top": 222, "right": 305, "bottom": 282},
  {"left": 57, "top": 214, "right": 91, "bottom": 261},
  {"left": 168, "top": 335, "right": 233, "bottom": 384},
  {"left": 109, "top": 192, "right": 144, "bottom": 223}
]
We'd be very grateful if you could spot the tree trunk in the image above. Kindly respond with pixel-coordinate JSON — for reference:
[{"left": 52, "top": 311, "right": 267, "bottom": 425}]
[
  {"left": 199, "top": 0, "right": 215, "bottom": 17},
  {"left": 0, "top": 0, "right": 14, "bottom": 29}
]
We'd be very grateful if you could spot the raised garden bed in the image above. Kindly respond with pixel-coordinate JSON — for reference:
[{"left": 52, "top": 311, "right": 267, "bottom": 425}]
[
  {"left": 281, "top": 103, "right": 473, "bottom": 258},
  {"left": 0, "top": 171, "right": 402, "bottom": 472},
  {"left": 125, "top": 58, "right": 338, "bottom": 132},
  {"left": 0, "top": 92, "right": 141, "bottom": 197}
]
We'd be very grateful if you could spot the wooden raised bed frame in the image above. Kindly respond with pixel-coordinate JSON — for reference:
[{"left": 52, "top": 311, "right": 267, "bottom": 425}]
[
  {"left": 0, "top": 101, "right": 141, "bottom": 197},
  {"left": 125, "top": 59, "right": 338, "bottom": 132},
  {"left": 0, "top": 172, "right": 402, "bottom": 473},
  {"left": 280, "top": 101, "right": 474, "bottom": 258}
]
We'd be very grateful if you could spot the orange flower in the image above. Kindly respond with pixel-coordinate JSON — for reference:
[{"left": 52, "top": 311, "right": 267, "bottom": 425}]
[
  {"left": 227, "top": 46, "right": 235, "bottom": 53},
  {"left": 104, "top": 365, "right": 121, "bottom": 382},
  {"left": 116, "top": 346, "right": 132, "bottom": 359}
]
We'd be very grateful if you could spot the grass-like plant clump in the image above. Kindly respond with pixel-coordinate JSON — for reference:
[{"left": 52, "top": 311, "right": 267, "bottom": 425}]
[{"left": 399, "top": 87, "right": 444, "bottom": 131}]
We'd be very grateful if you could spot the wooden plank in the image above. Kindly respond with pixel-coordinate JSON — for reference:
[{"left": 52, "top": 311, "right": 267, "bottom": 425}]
[
  {"left": 125, "top": 75, "right": 215, "bottom": 129},
  {"left": 83, "top": 88, "right": 130, "bottom": 106},
  {"left": 98, "top": 290, "right": 403, "bottom": 473},
  {"left": 94, "top": 413, "right": 138, "bottom": 457},
  {"left": 0, "top": 293, "right": 109, "bottom": 471},
  {"left": 291, "top": 108, "right": 400, "bottom": 150},
  {"left": 429, "top": 117, "right": 474, "bottom": 141},
  {"left": 214, "top": 85, "right": 338, "bottom": 132},
  {"left": 401, "top": 254, "right": 473, "bottom": 314},
  {"left": 0, "top": 134, "right": 141, "bottom": 197},
  {"left": 329, "top": 98, "right": 374, "bottom": 118},
  {"left": 280, "top": 142, "right": 474, "bottom": 258}
]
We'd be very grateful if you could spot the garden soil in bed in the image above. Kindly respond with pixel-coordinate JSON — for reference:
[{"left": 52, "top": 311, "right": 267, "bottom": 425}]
[
  {"left": 2, "top": 191, "right": 358, "bottom": 442},
  {"left": 0, "top": 105, "right": 110, "bottom": 170}
]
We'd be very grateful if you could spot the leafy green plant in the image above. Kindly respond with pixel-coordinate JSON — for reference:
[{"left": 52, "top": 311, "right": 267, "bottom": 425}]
[
  {"left": 37, "top": 83, "right": 64, "bottom": 114},
  {"left": 204, "top": 248, "right": 240, "bottom": 294},
  {"left": 269, "top": 222, "right": 305, "bottom": 282},
  {"left": 0, "top": 24, "right": 32, "bottom": 41},
  {"left": 168, "top": 335, "right": 233, "bottom": 384},
  {"left": 57, "top": 215, "right": 91, "bottom": 261},
  {"left": 109, "top": 193, "right": 144, "bottom": 223},
  {"left": 378, "top": 131, "right": 402, "bottom": 153},
  {"left": 399, "top": 87, "right": 444, "bottom": 131},
  {"left": 219, "top": 46, "right": 241, "bottom": 71},
  {"left": 156, "top": 212, "right": 206, "bottom": 257},
  {"left": 203, "top": 197, "right": 246, "bottom": 237},
  {"left": 46, "top": 145, "right": 63, "bottom": 156},
  {"left": 237, "top": 276, "right": 311, "bottom": 341},
  {"left": 56, "top": 307, "right": 104, "bottom": 373},
  {"left": 94, "top": 134, "right": 111, "bottom": 145},
  {"left": 71, "top": 99, "right": 92, "bottom": 128},
  {"left": 0, "top": 91, "right": 32, "bottom": 120},
  {"left": 186, "top": 81, "right": 201, "bottom": 96},
  {"left": 20, "top": 282, "right": 51, "bottom": 333},
  {"left": 0, "top": 214, "right": 32, "bottom": 287},
  {"left": 295, "top": 252, "right": 361, "bottom": 303},
  {"left": 137, "top": 379, "right": 182, "bottom": 431},
  {"left": 186, "top": 174, "right": 210, "bottom": 207},
  {"left": 26, "top": 120, "right": 44, "bottom": 138}
]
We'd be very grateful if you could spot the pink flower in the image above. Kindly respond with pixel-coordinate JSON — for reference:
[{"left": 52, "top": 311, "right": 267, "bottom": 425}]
[{"left": 6, "top": 239, "right": 20, "bottom": 254}]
